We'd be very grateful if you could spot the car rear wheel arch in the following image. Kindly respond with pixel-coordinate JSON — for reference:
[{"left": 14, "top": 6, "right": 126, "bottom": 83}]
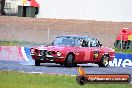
[
  {"left": 66, "top": 52, "right": 75, "bottom": 58},
  {"left": 104, "top": 53, "right": 109, "bottom": 57}
]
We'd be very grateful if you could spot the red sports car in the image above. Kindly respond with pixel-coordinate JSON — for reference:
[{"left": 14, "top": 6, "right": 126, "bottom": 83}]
[{"left": 30, "top": 35, "right": 115, "bottom": 67}]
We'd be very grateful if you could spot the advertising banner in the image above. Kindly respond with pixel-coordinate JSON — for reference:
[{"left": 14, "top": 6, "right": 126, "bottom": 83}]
[{"left": 109, "top": 53, "right": 132, "bottom": 67}]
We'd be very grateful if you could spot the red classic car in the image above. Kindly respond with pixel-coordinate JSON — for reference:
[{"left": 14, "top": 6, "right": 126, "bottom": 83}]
[{"left": 30, "top": 35, "right": 115, "bottom": 67}]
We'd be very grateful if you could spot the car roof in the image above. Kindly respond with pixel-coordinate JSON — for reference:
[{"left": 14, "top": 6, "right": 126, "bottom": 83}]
[{"left": 58, "top": 35, "right": 89, "bottom": 39}]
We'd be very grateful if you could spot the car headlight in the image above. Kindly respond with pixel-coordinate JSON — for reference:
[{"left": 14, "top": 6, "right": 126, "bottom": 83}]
[
  {"left": 57, "top": 51, "right": 61, "bottom": 56},
  {"left": 31, "top": 49, "right": 34, "bottom": 53}
]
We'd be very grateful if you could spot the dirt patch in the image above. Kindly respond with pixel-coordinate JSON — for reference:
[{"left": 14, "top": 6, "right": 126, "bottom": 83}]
[{"left": 0, "top": 16, "right": 132, "bottom": 47}]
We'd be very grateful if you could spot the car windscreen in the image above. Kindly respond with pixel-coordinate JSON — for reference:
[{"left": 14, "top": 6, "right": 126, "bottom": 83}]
[{"left": 52, "top": 37, "right": 80, "bottom": 46}]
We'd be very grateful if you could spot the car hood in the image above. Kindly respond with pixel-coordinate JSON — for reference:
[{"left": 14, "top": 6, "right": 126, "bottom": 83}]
[{"left": 36, "top": 45, "right": 74, "bottom": 51}]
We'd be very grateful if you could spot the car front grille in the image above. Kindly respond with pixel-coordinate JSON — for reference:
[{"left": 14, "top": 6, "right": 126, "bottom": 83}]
[{"left": 39, "top": 50, "right": 47, "bottom": 56}]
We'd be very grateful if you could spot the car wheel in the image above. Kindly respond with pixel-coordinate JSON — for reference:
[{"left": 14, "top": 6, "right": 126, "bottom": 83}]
[
  {"left": 65, "top": 54, "right": 74, "bottom": 67},
  {"left": 98, "top": 55, "right": 109, "bottom": 67},
  {"left": 35, "top": 59, "right": 40, "bottom": 66},
  {"left": 59, "top": 63, "right": 64, "bottom": 66},
  {"left": 73, "top": 63, "right": 77, "bottom": 67}
]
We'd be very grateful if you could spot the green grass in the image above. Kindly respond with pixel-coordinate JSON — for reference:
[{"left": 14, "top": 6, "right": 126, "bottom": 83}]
[
  {"left": 0, "top": 40, "right": 42, "bottom": 46},
  {"left": 0, "top": 71, "right": 131, "bottom": 88},
  {"left": 115, "top": 48, "right": 132, "bottom": 54}
]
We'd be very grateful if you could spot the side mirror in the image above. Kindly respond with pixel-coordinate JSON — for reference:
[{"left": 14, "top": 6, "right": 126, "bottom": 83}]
[
  {"left": 100, "top": 43, "right": 102, "bottom": 47},
  {"left": 51, "top": 40, "right": 55, "bottom": 45},
  {"left": 51, "top": 42, "right": 54, "bottom": 45}
]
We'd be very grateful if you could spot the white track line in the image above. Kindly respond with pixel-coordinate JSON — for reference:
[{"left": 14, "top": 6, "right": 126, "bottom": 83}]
[
  {"left": 21, "top": 47, "right": 29, "bottom": 61},
  {"left": 26, "top": 72, "right": 76, "bottom": 76}
]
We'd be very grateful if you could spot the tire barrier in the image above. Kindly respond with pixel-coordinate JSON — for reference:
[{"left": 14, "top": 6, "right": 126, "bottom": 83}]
[{"left": 0, "top": 46, "right": 131, "bottom": 67}]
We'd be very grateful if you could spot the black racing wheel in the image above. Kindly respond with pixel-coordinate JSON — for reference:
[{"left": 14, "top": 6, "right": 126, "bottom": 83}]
[
  {"left": 98, "top": 55, "right": 109, "bottom": 67},
  {"left": 65, "top": 54, "right": 74, "bottom": 67},
  {"left": 35, "top": 59, "right": 40, "bottom": 66}
]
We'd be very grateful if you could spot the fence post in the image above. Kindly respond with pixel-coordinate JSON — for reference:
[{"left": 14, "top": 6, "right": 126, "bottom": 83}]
[
  {"left": 121, "top": 33, "right": 122, "bottom": 50},
  {"left": 48, "top": 25, "right": 50, "bottom": 44},
  {"left": 47, "top": 20, "right": 57, "bottom": 44}
]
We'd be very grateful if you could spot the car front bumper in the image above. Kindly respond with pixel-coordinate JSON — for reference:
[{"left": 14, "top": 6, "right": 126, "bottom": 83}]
[{"left": 31, "top": 54, "right": 64, "bottom": 60}]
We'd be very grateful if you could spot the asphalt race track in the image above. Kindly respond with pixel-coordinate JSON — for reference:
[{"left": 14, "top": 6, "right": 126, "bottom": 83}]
[{"left": 0, "top": 60, "right": 132, "bottom": 81}]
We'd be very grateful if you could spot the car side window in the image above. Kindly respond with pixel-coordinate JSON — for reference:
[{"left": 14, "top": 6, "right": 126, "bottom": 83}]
[
  {"left": 91, "top": 40, "right": 97, "bottom": 47},
  {"left": 80, "top": 40, "right": 88, "bottom": 47},
  {"left": 97, "top": 40, "right": 102, "bottom": 47},
  {"left": 89, "top": 39, "right": 102, "bottom": 47}
]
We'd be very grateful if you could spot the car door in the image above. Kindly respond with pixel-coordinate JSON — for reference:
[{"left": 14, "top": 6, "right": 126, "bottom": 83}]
[
  {"left": 79, "top": 39, "right": 100, "bottom": 62},
  {"left": 74, "top": 39, "right": 91, "bottom": 62}
]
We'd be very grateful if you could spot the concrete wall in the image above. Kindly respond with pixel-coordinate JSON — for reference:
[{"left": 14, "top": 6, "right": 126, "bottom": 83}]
[{"left": 37, "top": 0, "right": 132, "bottom": 22}]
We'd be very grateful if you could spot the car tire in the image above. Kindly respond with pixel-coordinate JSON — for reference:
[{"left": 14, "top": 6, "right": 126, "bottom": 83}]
[
  {"left": 73, "top": 63, "right": 77, "bottom": 67},
  {"left": 98, "top": 55, "right": 109, "bottom": 67},
  {"left": 35, "top": 59, "right": 40, "bottom": 66},
  {"left": 59, "top": 63, "right": 64, "bottom": 66},
  {"left": 65, "top": 54, "right": 74, "bottom": 67}
]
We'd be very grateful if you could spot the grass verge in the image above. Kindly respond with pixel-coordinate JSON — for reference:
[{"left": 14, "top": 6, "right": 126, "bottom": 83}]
[
  {"left": 0, "top": 40, "right": 42, "bottom": 46},
  {"left": 0, "top": 71, "right": 131, "bottom": 88},
  {"left": 115, "top": 48, "right": 132, "bottom": 54}
]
